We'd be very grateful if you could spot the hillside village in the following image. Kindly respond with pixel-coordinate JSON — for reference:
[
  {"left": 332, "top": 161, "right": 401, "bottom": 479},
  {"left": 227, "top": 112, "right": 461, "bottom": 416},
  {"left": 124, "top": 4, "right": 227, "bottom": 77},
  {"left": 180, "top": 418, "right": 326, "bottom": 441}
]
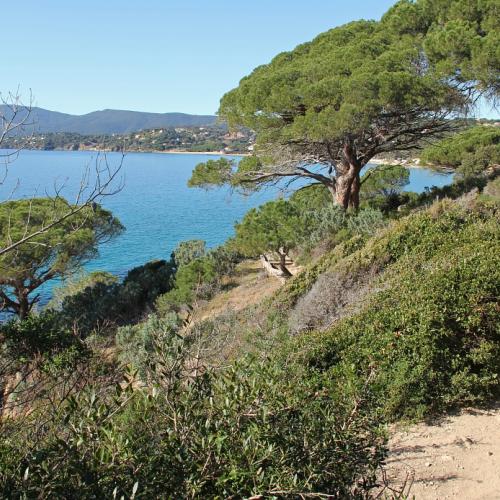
[{"left": 1, "top": 125, "right": 255, "bottom": 154}]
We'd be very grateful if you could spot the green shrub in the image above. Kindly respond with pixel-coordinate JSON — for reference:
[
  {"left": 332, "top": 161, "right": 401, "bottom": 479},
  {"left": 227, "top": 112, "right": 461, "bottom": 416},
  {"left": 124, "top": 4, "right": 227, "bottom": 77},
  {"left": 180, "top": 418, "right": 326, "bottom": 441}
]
[
  {"left": 0, "top": 354, "right": 385, "bottom": 498},
  {"left": 1, "top": 311, "right": 83, "bottom": 362},
  {"left": 156, "top": 256, "right": 218, "bottom": 311},
  {"left": 59, "top": 259, "right": 175, "bottom": 335},
  {"left": 156, "top": 244, "right": 241, "bottom": 314},
  {"left": 289, "top": 184, "right": 331, "bottom": 212},
  {"left": 421, "top": 126, "right": 500, "bottom": 183},
  {"left": 360, "top": 164, "right": 410, "bottom": 201},
  {"left": 347, "top": 208, "right": 386, "bottom": 235},
  {"left": 172, "top": 239, "right": 206, "bottom": 267},
  {"left": 421, "top": 126, "right": 500, "bottom": 169},
  {"left": 297, "top": 202, "right": 500, "bottom": 420},
  {"left": 458, "top": 143, "right": 500, "bottom": 180},
  {"left": 49, "top": 271, "right": 119, "bottom": 310},
  {"left": 0, "top": 312, "right": 90, "bottom": 417},
  {"left": 115, "top": 313, "right": 179, "bottom": 377},
  {"left": 305, "top": 204, "right": 346, "bottom": 244},
  {"left": 206, "top": 243, "right": 241, "bottom": 277}
]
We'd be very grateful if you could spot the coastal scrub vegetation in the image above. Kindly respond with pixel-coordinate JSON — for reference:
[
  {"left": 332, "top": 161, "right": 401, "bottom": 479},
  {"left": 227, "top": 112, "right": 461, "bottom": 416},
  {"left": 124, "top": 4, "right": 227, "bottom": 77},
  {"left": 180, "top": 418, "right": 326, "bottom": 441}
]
[
  {"left": 421, "top": 125, "right": 500, "bottom": 180},
  {"left": 1, "top": 177, "right": 498, "bottom": 497},
  {"left": 1, "top": 0, "right": 500, "bottom": 497}
]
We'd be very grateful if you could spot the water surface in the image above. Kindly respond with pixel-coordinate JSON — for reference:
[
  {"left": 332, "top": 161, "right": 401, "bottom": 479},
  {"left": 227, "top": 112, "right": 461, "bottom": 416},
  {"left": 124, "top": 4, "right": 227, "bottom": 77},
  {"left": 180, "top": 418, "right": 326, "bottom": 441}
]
[{"left": 0, "top": 150, "right": 453, "bottom": 304}]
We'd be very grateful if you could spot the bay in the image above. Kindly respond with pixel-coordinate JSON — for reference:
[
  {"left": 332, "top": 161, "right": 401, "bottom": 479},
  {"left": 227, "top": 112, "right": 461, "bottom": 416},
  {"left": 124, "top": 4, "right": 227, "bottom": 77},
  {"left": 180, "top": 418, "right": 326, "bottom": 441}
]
[{"left": 0, "top": 150, "right": 453, "bottom": 306}]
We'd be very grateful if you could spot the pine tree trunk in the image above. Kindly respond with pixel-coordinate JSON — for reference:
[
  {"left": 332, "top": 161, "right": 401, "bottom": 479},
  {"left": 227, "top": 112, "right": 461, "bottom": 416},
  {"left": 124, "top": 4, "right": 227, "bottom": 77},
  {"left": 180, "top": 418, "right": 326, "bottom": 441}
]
[
  {"left": 332, "top": 144, "right": 363, "bottom": 210},
  {"left": 16, "top": 289, "right": 30, "bottom": 320},
  {"left": 348, "top": 174, "right": 360, "bottom": 210},
  {"left": 334, "top": 171, "right": 356, "bottom": 209},
  {"left": 333, "top": 163, "right": 362, "bottom": 210}
]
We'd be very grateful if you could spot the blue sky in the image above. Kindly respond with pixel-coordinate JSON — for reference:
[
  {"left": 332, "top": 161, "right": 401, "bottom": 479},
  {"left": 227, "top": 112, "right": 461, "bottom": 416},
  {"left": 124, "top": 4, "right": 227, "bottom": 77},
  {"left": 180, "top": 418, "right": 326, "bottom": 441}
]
[{"left": 3, "top": 1, "right": 498, "bottom": 118}]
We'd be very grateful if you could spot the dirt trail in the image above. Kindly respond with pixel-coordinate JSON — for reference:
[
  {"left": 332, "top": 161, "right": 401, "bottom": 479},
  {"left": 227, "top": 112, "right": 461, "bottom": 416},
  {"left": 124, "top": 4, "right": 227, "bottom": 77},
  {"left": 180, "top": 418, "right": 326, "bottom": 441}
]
[
  {"left": 193, "top": 259, "right": 300, "bottom": 323},
  {"left": 383, "top": 405, "right": 500, "bottom": 499}
]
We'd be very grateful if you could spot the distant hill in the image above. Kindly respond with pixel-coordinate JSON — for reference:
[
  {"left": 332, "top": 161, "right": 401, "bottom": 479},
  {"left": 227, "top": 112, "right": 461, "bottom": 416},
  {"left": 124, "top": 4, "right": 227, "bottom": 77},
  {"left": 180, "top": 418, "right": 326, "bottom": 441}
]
[{"left": 0, "top": 106, "right": 217, "bottom": 135}]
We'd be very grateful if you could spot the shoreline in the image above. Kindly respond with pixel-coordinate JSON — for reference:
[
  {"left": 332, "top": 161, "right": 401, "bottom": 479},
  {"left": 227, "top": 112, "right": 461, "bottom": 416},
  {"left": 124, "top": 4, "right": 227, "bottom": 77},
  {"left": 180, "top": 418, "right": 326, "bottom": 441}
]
[
  {"left": 158, "top": 149, "right": 249, "bottom": 157},
  {"left": 370, "top": 157, "right": 453, "bottom": 173},
  {"left": 11, "top": 147, "right": 249, "bottom": 157},
  {"left": 7, "top": 148, "right": 451, "bottom": 171},
  {"left": 370, "top": 157, "right": 422, "bottom": 168}
]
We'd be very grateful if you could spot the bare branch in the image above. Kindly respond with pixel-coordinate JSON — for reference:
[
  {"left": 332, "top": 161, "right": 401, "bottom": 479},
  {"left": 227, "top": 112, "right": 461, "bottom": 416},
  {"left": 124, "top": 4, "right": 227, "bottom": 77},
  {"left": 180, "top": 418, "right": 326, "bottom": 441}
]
[
  {"left": 0, "top": 88, "right": 35, "bottom": 184},
  {"left": 0, "top": 152, "right": 125, "bottom": 258}
]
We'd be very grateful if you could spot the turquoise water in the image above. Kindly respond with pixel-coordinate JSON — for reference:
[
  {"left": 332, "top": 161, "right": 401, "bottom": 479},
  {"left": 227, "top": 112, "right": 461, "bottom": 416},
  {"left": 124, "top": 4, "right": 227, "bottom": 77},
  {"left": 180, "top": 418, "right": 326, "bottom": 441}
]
[{"left": 0, "top": 150, "right": 453, "bottom": 304}]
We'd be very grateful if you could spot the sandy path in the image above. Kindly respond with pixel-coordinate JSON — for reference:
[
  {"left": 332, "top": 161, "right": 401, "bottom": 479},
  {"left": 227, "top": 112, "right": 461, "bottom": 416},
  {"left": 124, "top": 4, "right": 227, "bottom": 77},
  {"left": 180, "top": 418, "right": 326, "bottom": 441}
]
[{"left": 382, "top": 405, "right": 500, "bottom": 499}]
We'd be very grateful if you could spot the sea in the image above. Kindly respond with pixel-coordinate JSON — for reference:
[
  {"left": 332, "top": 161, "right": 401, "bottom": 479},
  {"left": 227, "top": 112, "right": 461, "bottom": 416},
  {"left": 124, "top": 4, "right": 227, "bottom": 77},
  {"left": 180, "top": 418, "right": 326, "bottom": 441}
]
[{"left": 0, "top": 149, "right": 453, "bottom": 306}]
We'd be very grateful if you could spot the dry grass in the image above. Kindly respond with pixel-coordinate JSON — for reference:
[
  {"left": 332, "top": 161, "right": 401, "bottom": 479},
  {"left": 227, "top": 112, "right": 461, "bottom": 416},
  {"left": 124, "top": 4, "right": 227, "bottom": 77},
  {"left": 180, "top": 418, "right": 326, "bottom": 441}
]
[{"left": 193, "top": 259, "right": 292, "bottom": 324}]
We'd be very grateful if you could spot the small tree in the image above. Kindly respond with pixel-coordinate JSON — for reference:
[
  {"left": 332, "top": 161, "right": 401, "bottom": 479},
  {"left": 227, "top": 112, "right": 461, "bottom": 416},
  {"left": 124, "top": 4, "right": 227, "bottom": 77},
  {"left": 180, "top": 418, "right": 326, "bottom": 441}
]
[
  {"left": 189, "top": 20, "right": 464, "bottom": 209},
  {"left": 0, "top": 198, "right": 123, "bottom": 319},
  {"left": 233, "top": 199, "right": 304, "bottom": 275},
  {"left": 172, "top": 239, "right": 206, "bottom": 268}
]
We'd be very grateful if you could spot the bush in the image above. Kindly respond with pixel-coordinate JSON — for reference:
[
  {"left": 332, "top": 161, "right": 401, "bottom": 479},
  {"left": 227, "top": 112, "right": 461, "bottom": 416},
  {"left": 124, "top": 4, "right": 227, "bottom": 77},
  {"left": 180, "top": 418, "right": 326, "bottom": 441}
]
[
  {"left": 457, "top": 143, "right": 500, "bottom": 180},
  {"left": 115, "top": 313, "right": 179, "bottom": 378},
  {"left": 58, "top": 259, "right": 175, "bottom": 335},
  {"left": 347, "top": 208, "right": 386, "bottom": 235},
  {"left": 305, "top": 204, "right": 346, "bottom": 244},
  {"left": 360, "top": 164, "right": 409, "bottom": 199},
  {"left": 1, "top": 311, "right": 82, "bottom": 362},
  {"left": 289, "top": 184, "right": 331, "bottom": 212},
  {"left": 156, "top": 256, "right": 218, "bottom": 311},
  {"left": 421, "top": 126, "right": 500, "bottom": 169},
  {"left": 289, "top": 269, "right": 377, "bottom": 334},
  {"left": 0, "top": 351, "right": 386, "bottom": 498},
  {"left": 421, "top": 126, "right": 500, "bottom": 183},
  {"left": 206, "top": 243, "right": 241, "bottom": 277},
  {"left": 295, "top": 205, "right": 387, "bottom": 262},
  {"left": 0, "top": 311, "right": 91, "bottom": 418},
  {"left": 172, "top": 239, "right": 206, "bottom": 267},
  {"left": 156, "top": 244, "right": 241, "bottom": 313},
  {"left": 297, "top": 201, "right": 500, "bottom": 420},
  {"left": 273, "top": 235, "right": 367, "bottom": 311},
  {"left": 49, "top": 271, "right": 119, "bottom": 310}
]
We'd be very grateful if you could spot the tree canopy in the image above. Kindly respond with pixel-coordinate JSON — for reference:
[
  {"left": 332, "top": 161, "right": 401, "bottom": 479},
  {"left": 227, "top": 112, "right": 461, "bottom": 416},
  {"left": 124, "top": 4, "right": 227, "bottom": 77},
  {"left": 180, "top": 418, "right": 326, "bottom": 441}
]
[
  {"left": 0, "top": 198, "right": 123, "bottom": 318},
  {"left": 189, "top": 19, "right": 465, "bottom": 208},
  {"left": 383, "top": 0, "right": 500, "bottom": 98}
]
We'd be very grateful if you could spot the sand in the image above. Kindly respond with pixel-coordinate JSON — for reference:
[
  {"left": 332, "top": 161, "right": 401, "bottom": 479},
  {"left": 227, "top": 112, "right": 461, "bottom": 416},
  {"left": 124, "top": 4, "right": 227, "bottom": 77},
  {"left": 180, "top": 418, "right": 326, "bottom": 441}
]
[{"left": 380, "top": 405, "right": 500, "bottom": 499}]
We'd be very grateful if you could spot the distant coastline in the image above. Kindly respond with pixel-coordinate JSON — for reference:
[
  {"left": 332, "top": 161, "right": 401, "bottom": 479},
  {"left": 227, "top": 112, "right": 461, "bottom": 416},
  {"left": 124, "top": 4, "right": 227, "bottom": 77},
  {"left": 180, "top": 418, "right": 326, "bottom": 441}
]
[
  {"left": 8, "top": 146, "right": 249, "bottom": 157},
  {"left": 370, "top": 157, "right": 454, "bottom": 173},
  {"left": 158, "top": 149, "right": 250, "bottom": 157},
  {"left": 11, "top": 147, "right": 449, "bottom": 165},
  {"left": 1, "top": 126, "right": 254, "bottom": 157}
]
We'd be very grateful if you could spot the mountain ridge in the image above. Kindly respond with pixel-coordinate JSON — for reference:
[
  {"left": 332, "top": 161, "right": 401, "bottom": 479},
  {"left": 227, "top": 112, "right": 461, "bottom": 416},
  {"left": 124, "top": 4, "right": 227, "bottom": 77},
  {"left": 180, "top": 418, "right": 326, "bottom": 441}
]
[{"left": 0, "top": 105, "right": 217, "bottom": 135}]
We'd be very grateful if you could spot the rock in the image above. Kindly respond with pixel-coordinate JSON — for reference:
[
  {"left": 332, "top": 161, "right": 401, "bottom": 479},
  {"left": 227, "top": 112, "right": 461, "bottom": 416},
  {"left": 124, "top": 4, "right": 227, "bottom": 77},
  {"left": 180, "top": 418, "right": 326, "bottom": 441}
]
[{"left": 462, "top": 437, "right": 474, "bottom": 448}]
